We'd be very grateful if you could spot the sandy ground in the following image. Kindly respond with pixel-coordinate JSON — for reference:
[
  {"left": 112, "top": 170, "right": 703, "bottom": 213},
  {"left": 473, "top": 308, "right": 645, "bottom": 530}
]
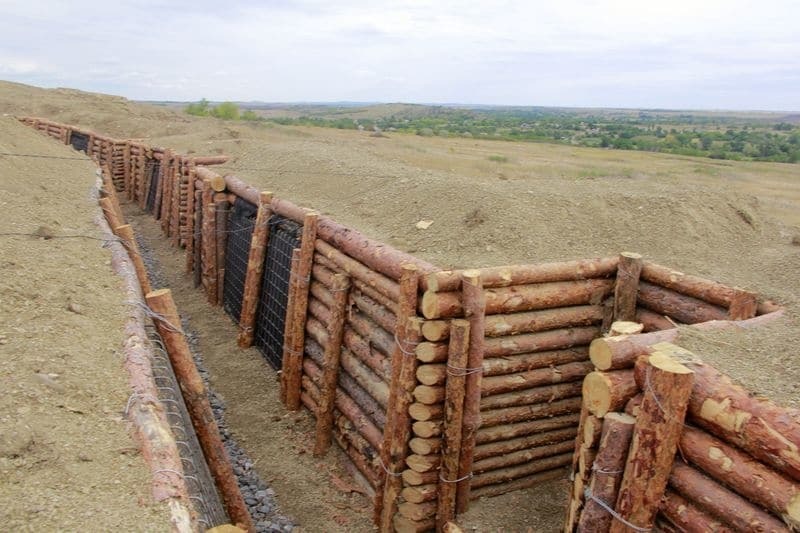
[
  {"left": 2, "top": 80, "right": 799, "bottom": 531},
  {"left": 0, "top": 116, "right": 171, "bottom": 530}
]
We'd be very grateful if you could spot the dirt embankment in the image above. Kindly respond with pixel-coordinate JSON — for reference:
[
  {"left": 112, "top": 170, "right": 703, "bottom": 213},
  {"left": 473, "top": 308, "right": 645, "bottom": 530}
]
[{"left": 0, "top": 116, "right": 171, "bottom": 530}]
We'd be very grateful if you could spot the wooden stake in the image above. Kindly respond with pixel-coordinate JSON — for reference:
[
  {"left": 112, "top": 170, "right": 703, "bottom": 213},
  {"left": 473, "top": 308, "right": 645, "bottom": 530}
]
[
  {"left": 613, "top": 252, "right": 643, "bottom": 322},
  {"left": 184, "top": 162, "right": 197, "bottom": 273},
  {"left": 193, "top": 189, "right": 203, "bottom": 288},
  {"left": 145, "top": 289, "right": 253, "bottom": 532},
  {"left": 456, "top": 270, "right": 485, "bottom": 513},
  {"left": 215, "top": 197, "right": 230, "bottom": 306},
  {"left": 203, "top": 201, "right": 218, "bottom": 304},
  {"left": 237, "top": 192, "right": 273, "bottom": 347},
  {"left": 314, "top": 273, "right": 351, "bottom": 456},
  {"left": 284, "top": 213, "right": 319, "bottom": 411},
  {"left": 280, "top": 249, "right": 300, "bottom": 404},
  {"left": 436, "top": 319, "right": 470, "bottom": 530},
  {"left": 115, "top": 224, "right": 152, "bottom": 296},
  {"left": 99, "top": 197, "right": 123, "bottom": 234}
]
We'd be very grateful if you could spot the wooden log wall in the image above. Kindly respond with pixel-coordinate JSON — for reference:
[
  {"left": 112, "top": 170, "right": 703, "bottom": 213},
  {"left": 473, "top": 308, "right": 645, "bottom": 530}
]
[
  {"left": 21, "top": 117, "right": 785, "bottom": 533},
  {"left": 564, "top": 337, "right": 800, "bottom": 532}
]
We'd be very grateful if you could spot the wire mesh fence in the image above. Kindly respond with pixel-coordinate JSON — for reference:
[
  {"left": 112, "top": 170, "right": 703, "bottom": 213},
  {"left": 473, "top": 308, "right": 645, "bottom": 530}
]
[
  {"left": 145, "top": 159, "right": 161, "bottom": 213},
  {"left": 253, "top": 215, "right": 302, "bottom": 370},
  {"left": 70, "top": 131, "right": 89, "bottom": 153},
  {"left": 222, "top": 198, "right": 257, "bottom": 322}
]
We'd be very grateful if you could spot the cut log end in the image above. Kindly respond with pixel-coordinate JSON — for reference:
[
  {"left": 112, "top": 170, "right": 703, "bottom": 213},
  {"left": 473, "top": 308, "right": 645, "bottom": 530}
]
[
  {"left": 589, "top": 337, "right": 614, "bottom": 371},
  {"left": 609, "top": 321, "right": 644, "bottom": 336}
]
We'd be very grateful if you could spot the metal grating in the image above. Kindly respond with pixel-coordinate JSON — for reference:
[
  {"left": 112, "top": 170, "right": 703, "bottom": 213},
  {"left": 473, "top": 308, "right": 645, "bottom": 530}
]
[
  {"left": 145, "top": 159, "right": 161, "bottom": 213},
  {"left": 253, "top": 215, "right": 302, "bottom": 370},
  {"left": 222, "top": 198, "right": 257, "bottom": 322},
  {"left": 70, "top": 131, "right": 89, "bottom": 153}
]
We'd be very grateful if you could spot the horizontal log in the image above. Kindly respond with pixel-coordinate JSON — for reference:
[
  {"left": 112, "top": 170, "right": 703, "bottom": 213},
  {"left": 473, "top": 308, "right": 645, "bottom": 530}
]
[
  {"left": 424, "top": 256, "right": 618, "bottom": 292},
  {"left": 660, "top": 490, "right": 733, "bottom": 533},
  {"left": 582, "top": 369, "right": 639, "bottom": 418},
  {"left": 474, "top": 426, "right": 577, "bottom": 461},
  {"left": 342, "top": 327, "right": 390, "bottom": 382},
  {"left": 398, "top": 501, "right": 437, "bottom": 522},
  {"left": 415, "top": 341, "right": 449, "bottom": 363},
  {"left": 401, "top": 484, "right": 437, "bottom": 504},
  {"left": 481, "top": 361, "right": 594, "bottom": 396},
  {"left": 482, "top": 347, "right": 589, "bottom": 377},
  {"left": 195, "top": 166, "right": 226, "bottom": 191},
  {"left": 350, "top": 289, "right": 397, "bottom": 332},
  {"left": 339, "top": 346, "right": 390, "bottom": 408},
  {"left": 475, "top": 413, "right": 581, "bottom": 444},
  {"left": 402, "top": 469, "right": 438, "bottom": 486},
  {"left": 311, "top": 262, "right": 338, "bottom": 288},
  {"left": 309, "top": 280, "right": 336, "bottom": 309},
  {"left": 393, "top": 515, "right": 435, "bottom": 533},
  {"left": 480, "top": 397, "right": 582, "bottom": 427},
  {"left": 638, "top": 281, "right": 728, "bottom": 324},
  {"left": 422, "top": 278, "right": 615, "bottom": 319},
  {"left": 332, "top": 430, "right": 381, "bottom": 489},
  {"left": 314, "top": 241, "right": 401, "bottom": 301},
  {"left": 412, "top": 421, "right": 441, "bottom": 439},
  {"left": 470, "top": 452, "right": 573, "bottom": 488},
  {"left": 348, "top": 310, "right": 395, "bottom": 356},
  {"left": 469, "top": 467, "right": 567, "bottom": 500},
  {"left": 413, "top": 385, "right": 445, "bottom": 405},
  {"left": 635, "top": 307, "right": 675, "bottom": 332},
  {"left": 409, "top": 403, "right": 444, "bottom": 422},
  {"left": 483, "top": 327, "right": 600, "bottom": 358},
  {"left": 193, "top": 155, "right": 229, "bottom": 165},
  {"left": 641, "top": 261, "right": 738, "bottom": 307},
  {"left": 409, "top": 437, "right": 441, "bottom": 456},
  {"left": 479, "top": 381, "right": 583, "bottom": 411},
  {"left": 589, "top": 330, "right": 679, "bottom": 371},
  {"left": 472, "top": 439, "right": 575, "bottom": 473},
  {"left": 406, "top": 454, "right": 440, "bottom": 473}
]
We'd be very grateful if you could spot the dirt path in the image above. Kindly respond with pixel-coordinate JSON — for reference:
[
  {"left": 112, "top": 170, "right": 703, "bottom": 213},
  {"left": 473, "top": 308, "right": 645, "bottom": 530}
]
[{"left": 0, "top": 117, "right": 171, "bottom": 530}]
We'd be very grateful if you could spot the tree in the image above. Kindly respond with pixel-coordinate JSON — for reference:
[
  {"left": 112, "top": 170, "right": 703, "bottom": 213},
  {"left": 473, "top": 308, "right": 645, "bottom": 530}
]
[
  {"left": 185, "top": 98, "right": 210, "bottom": 116},
  {"left": 211, "top": 102, "right": 240, "bottom": 120}
]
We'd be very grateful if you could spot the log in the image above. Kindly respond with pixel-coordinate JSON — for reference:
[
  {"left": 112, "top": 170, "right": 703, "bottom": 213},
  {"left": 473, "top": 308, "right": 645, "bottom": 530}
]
[
  {"left": 479, "top": 381, "right": 583, "bottom": 411},
  {"left": 215, "top": 198, "right": 230, "bottom": 306},
  {"left": 145, "top": 289, "right": 253, "bottom": 531},
  {"left": 413, "top": 385, "right": 445, "bottom": 405},
  {"left": 279, "top": 249, "right": 300, "bottom": 404},
  {"left": 660, "top": 490, "right": 733, "bottom": 533},
  {"left": 284, "top": 212, "right": 319, "bottom": 411},
  {"left": 342, "top": 327, "right": 390, "bottom": 382},
  {"left": 679, "top": 425, "right": 800, "bottom": 529},
  {"left": 425, "top": 256, "right": 619, "bottom": 292},
  {"left": 634, "top": 308, "right": 674, "bottom": 332},
  {"left": 315, "top": 252, "right": 402, "bottom": 313},
  {"left": 315, "top": 239, "right": 400, "bottom": 300},
  {"left": 314, "top": 273, "right": 351, "bottom": 456},
  {"left": 196, "top": 166, "right": 226, "bottom": 192},
  {"left": 577, "top": 412, "right": 636, "bottom": 532},
  {"left": 482, "top": 347, "right": 589, "bottom": 377},
  {"left": 669, "top": 461, "right": 789, "bottom": 532},
  {"left": 481, "top": 361, "right": 593, "bottom": 396},
  {"left": 638, "top": 281, "right": 728, "bottom": 324},
  {"left": 473, "top": 426, "right": 578, "bottom": 461},
  {"left": 412, "top": 421, "right": 442, "bottom": 439},
  {"left": 469, "top": 467, "right": 567, "bottom": 500},
  {"left": 398, "top": 501, "right": 437, "bottom": 522},
  {"left": 393, "top": 515, "right": 435, "bottom": 533},
  {"left": 202, "top": 199, "right": 218, "bottom": 304},
  {"left": 608, "top": 321, "right": 644, "bottom": 336},
  {"left": 422, "top": 278, "right": 615, "bottom": 319},
  {"left": 403, "top": 469, "right": 438, "bottom": 486},
  {"left": 100, "top": 197, "right": 123, "bottom": 234},
  {"left": 686, "top": 361, "right": 800, "bottom": 482},
  {"left": 613, "top": 252, "right": 643, "bottom": 322},
  {"left": 332, "top": 429, "right": 381, "bottom": 489},
  {"left": 183, "top": 162, "right": 196, "bottom": 262},
  {"left": 640, "top": 261, "right": 738, "bottom": 308},
  {"left": 237, "top": 192, "right": 273, "bottom": 348},
  {"left": 114, "top": 225, "right": 152, "bottom": 296},
  {"left": 414, "top": 341, "right": 449, "bottom": 364},
  {"left": 409, "top": 403, "right": 444, "bottom": 422},
  {"left": 483, "top": 327, "right": 600, "bottom": 358},
  {"left": 378, "top": 265, "right": 420, "bottom": 531},
  {"left": 351, "top": 290, "right": 397, "bottom": 333},
  {"left": 421, "top": 320, "right": 450, "bottom": 342},
  {"left": 456, "top": 270, "right": 486, "bottom": 513},
  {"left": 481, "top": 397, "right": 583, "bottom": 427},
  {"left": 471, "top": 452, "right": 573, "bottom": 488},
  {"left": 609, "top": 351, "right": 694, "bottom": 533},
  {"left": 726, "top": 287, "right": 758, "bottom": 321},
  {"left": 582, "top": 370, "right": 639, "bottom": 418},
  {"left": 402, "top": 484, "right": 437, "bottom": 505},
  {"left": 475, "top": 413, "right": 581, "bottom": 444},
  {"left": 310, "top": 280, "right": 336, "bottom": 309},
  {"left": 589, "top": 330, "right": 679, "bottom": 371},
  {"left": 624, "top": 394, "right": 643, "bottom": 417},
  {"left": 409, "top": 437, "right": 441, "bottom": 456},
  {"left": 406, "top": 454, "right": 440, "bottom": 473},
  {"left": 564, "top": 407, "right": 601, "bottom": 533},
  {"left": 349, "top": 311, "right": 394, "bottom": 356},
  {"left": 473, "top": 439, "right": 575, "bottom": 473},
  {"left": 193, "top": 189, "right": 203, "bottom": 288},
  {"left": 436, "top": 319, "right": 470, "bottom": 530},
  {"left": 192, "top": 155, "right": 230, "bottom": 165}
]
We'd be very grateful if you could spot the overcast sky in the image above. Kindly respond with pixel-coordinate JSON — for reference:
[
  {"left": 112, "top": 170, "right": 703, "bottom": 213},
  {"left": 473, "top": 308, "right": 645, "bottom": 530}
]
[{"left": 1, "top": 0, "right": 798, "bottom": 110}]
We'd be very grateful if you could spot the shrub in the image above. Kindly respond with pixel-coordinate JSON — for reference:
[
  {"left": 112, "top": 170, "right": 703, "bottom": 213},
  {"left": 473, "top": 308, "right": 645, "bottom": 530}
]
[
  {"left": 488, "top": 154, "right": 508, "bottom": 163},
  {"left": 211, "top": 101, "right": 240, "bottom": 120}
]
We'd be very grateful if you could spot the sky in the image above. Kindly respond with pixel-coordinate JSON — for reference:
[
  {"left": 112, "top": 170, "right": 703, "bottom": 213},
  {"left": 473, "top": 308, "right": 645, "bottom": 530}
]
[{"left": 1, "top": 0, "right": 798, "bottom": 110}]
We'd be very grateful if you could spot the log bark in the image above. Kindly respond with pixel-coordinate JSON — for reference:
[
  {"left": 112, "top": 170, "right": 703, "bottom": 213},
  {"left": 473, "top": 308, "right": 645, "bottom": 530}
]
[
  {"left": 409, "top": 403, "right": 444, "bottom": 422},
  {"left": 436, "top": 319, "right": 470, "bottom": 530},
  {"left": 413, "top": 385, "right": 445, "bottom": 405},
  {"left": 424, "top": 256, "right": 619, "bottom": 292},
  {"left": 315, "top": 239, "right": 400, "bottom": 300},
  {"left": 482, "top": 347, "right": 589, "bottom": 378},
  {"left": 679, "top": 425, "right": 800, "bottom": 529},
  {"left": 474, "top": 426, "right": 578, "bottom": 461},
  {"left": 471, "top": 452, "right": 573, "bottom": 488},
  {"left": 310, "top": 279, "right": 336, "bottom": 309},
  {"left": 613, "top": 252, "right": 643, "bottom": 322},
  {"left": 393, "top": 515, "right": 435, "bottom": 533},
  {"left": 727, "top": 287, "right": 758, "bottom": 320},
  {"left": 473, "top": 439, "right": 575, "bottom": 473},
  {"left": 342, "top": 326, "right": 391, "bottom": 382},
  {"left": 114, "top": 224, "right": 152, "bottom": 296},
  {"left": 422, "top": 279, "right": 614, "bottom": 319},
  {"left": 412, "top": 421, "right": 442, "bottom": 439},
  {"left": 669, "top": 461, "right": 789, "bottom": 533},
  {"left": 284, "top": 213, "right": 319, "bottom": 411},
  {"left": 686, "top": 361, "right": 800, "bottom": 482},
  {"left": 145, "top": 289, "right": 253, "bottom": 532},
  {"left": 582, "top": 370, "right": 639, "bottom": 418},
  {"left": 214, "top": 198, "right": 230, "bottom": 306},
  {"left": 635, "top": 308, "right": 674, "bottom": 332},
  {"left": 195, "top": 166, "right": 226, "bottom": 192},
  {"left": 609, "top": 351, "right": 694, "bottom": 533},
  {"left": 660, "top": 490, "right": 733, "bottom": 533},
  {"left": 398, "top": 501, "right": 437, "bottom": 522},
  {"left": 479, "top": 381, "right": 583, "bottom": 411},
  {"left": 483, "top": 327, "right": 600, "bottom": 359},
  {"left": 403, "top": 469, "right": 439, "bottom": 486},
  {"left": 564, "top": 407, "right": 601, "bottom": 533},
  {"left": 406, "top": 454, "right": 440, "bottom": 473},
  {"left": 589, "top": 329, "right": 680, "bottom": 371},
  {"left": 469, "top": 467, "right": 567, "bottom": 500},
  {"left": 183, "top": 163, "right": 196, "bottom": 269},
  {"left": 192, "top": 189, "right": 203, "bottom": 288},
  {"left": 456, "top": 270, "right": 486, "bottom": 513},
  {"left": 192, "top": 155, "right": 230, "bottom": 166},
  {"left": 351, "top": 290, "right": 397, "bottom": 333},
  {"left": 640, "top": 261, "right": 739, "bottom": 308},
  {"left": 481, "top": 361, "right": 593, "bottom": 396},
  {"left": 481, "top": 397, "right": 583, "bottom": 427},
  {"left": 409, "top": 437, "right": 441, "bottom": 456},
  {"left": 314, "top": 273, "right": 351, "bottom": 456},
  {"left": 403, "top": 484, "right": 437, "bottom": 504},
  {"left": 237, "top": 192, "right": 272, "bottom": 347},
  {"left": 279, "top": 249, "right": 300, "bottom": 404},
  {"left": 349, "top": 311, "right": 394, "bottom": 356},
  {"left": 475, "top": 413, "right": 581, "bottom": 444},
  {"left": 637, "top": 281, "right": 728, "bottom": 324},
  {"left": 202, "top": 198, "right": 218, "bottom": 304},
  {"left": 577, "top": 412, "right": 636, "bottom": 533}
]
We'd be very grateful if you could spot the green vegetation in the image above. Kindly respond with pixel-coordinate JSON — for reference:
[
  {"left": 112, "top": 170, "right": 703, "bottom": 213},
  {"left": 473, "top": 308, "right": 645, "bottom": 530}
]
[
  {"left": 184, "top": 99, "right": 241, "bottom": 120},
  {"left": 488, "top": 154, "right": 508, "bottom": 163}
]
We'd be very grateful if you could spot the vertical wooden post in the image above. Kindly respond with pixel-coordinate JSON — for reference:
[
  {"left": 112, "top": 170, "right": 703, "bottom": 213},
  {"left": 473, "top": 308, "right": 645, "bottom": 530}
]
[
  {"left": 237, "top": 192, "right": 273, "bottom": 347},
  {"left": 215, "top": 197, "right": 230, "bottom": 306},
  {"left": 313, "top": 273, "right": 351, "bottom": 456},
  {"left": 378, "top": 264, "right": 420, "bottom": 530},
  {"left": 138, "top": 155, "right": 150, "bottom": 210},
  {"left": 185, "top": 162, "right": 197, "bottom": 273},
  {"left": 613, "top": 252, "right": 643, "bottom": 322},
  {"left": 170, "top": 159, "right": 182, "bottom": 245},
  {"left": 728, "top": 287, "right": 758, "bottom": 320},
  {"left": 153, "top": 149, "right": 168, "bottom": 219},
  {"left": 436, "top": 319, "right": 470, "bottom": 530},
  {"left": 193, "top": 188, "right": 203, "bottom": 288},
  {"left": 115, "top": 224, "right": 152, "bottom": 296},
  {"left": 201, "top": 195, "right": 218, "bottom": 303},
  {"left": 99, "top": 197, "right": 123, "bottom": 235},
  {"left": 280, "top": 249, "right": 301, "bottom": 404},
  {"left": 145, "top": 289, "right": 254, "bottom": 532},
  {"left": 160, "top": 152, "right": 173, "bottom": 235},
  {"left": 282, "top": 213, "right": 319, "bottom": 411},
  {"left": 455, "top": 270, "right": 485, "bottom": 513},
  {"left": 101, "top": 169, "right": 125, "bottom": 227},
  {"left": 122, "top": 141, "right": 132, "bottom": 200}
]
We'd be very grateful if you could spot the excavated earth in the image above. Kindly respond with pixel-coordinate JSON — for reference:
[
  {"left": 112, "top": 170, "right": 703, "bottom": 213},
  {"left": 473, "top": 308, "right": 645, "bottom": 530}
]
[{"left": 1, "top": 80, "right": 798, "bottom": 531}]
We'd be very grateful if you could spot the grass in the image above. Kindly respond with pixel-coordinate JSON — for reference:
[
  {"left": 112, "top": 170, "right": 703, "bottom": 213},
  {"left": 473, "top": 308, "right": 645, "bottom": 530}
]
[{"left": 488, "top": 154, "right": 508, "bottom": 163}]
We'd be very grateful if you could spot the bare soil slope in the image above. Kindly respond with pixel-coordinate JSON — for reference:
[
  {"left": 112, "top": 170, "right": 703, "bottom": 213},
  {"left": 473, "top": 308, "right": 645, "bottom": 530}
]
[{"left": 0, "top": 116, "right": 171, "bottom": 530}]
